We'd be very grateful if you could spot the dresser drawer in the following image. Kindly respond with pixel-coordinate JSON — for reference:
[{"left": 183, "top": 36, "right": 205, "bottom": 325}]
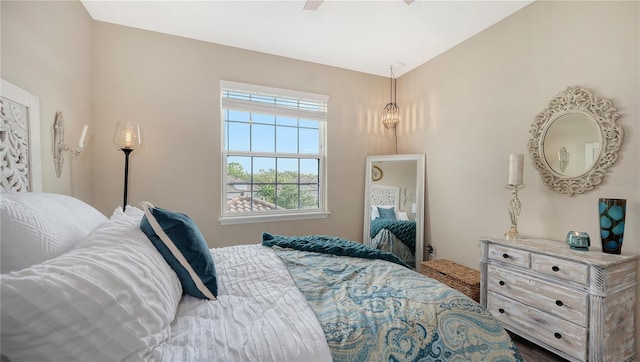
[
  {"left": 487, "top": 244, "right": 530, "bottom": 268},
  {"left": 531, "top": 254, "right": 589, "bottom": 285},
  {"left": 487, "top": 291, "right": 587, "bottom": 361},
  {"left": 487, "top": 265, "right": 588, "bottom": 326}
]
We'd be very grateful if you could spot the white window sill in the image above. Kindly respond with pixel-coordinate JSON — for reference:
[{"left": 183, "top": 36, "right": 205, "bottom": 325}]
[{"left": 218, "top": 211, "right": 330, "bottom": 225}]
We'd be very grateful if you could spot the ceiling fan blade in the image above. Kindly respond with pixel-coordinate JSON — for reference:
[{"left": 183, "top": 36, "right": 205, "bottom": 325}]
[
  {"left": 303, "top": 0, "right": 324, "bottom": 11},
  {"left": 403, "top": 0, "right": 415, "bottom": 4}
]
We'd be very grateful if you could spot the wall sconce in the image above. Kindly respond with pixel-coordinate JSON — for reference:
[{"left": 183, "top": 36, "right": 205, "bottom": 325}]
[
  {"left": 113, "top": 122, "right": 143, "bottom": 211},
  {"left": 558, "top": 146, "right": 569, "bottom": 173},
  {"left": 53, "top": 111, "right": 88, "bottom": 177}
]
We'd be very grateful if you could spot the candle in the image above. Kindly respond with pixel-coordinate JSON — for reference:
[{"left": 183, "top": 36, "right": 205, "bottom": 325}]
[
  {"left": 508, "top": 154, "right": 524, "bottom": 185},
  {"left": 78, "top": 125, "right": 88, "bottom": 148},
  {"left": 124, "top": 129, "right": 133, "bottom": 148}
]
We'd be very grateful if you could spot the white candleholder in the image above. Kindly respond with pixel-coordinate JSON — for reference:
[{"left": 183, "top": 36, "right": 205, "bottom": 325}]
[{"left": 505, "top": 184, "right": 525, "bottom": 239}]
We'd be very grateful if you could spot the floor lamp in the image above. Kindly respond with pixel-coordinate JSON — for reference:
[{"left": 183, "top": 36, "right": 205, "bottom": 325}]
[{"left": 113, "top": 122, "right": 143, "bottom": 211}]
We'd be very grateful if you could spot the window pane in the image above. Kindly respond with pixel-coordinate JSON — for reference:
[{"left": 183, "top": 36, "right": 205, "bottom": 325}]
[
  {"left": 300, "top": 189, "right": 319, "bottom": 209},
  {"left": 225, "top": 184, "right": 253, "bottom": 213},
  {"left": 276, "top": 185, "right": 299, "bottom": 209},
  {"left": 277, "top": 158, "right": 298, "bottom": 182},
  {"left": 299, "top": 119, "right": 319, "bottom": 129},
  {"left": 299, "top": 128, "right": 319, "bottom": 154},
  {"left": 253, "top": 113, "right": 275, "bottom": 125},
  {"left": 276, "top": 126, "right": 297, "bottom": 153},
  {"left": 251, "top": 157, "right": 276, "bottom": 209},
  {"left": 252, "top": 157, "right": 275, "bottom": 183},
  {"left": 276, "top": 116, "right": 297, "bottom": 127},
  {"left": 227, "top": 156, "right": 251, "bottom": 181},
  {"left": 227, "top": 122, "right": 250, "bottom": 151},
  {"left": 228, "top": 110, "right": 250, "bottom": 122},
  {"left": 251, "top": 124, "right": 275, "bottom": 152},
  {"left": 300, "top": 159, "right": 319, "bottom": 179}
]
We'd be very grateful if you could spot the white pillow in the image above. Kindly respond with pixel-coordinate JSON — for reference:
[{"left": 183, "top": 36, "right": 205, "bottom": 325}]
[
  {"left": 396, "top": 211, "right": 409, "bottom": 221},
  {"left": 0, "top": 192, "right": 108, "bottom": 273},
  {"left": 0, "top": 207, "right": 182, "bottom": 362}
]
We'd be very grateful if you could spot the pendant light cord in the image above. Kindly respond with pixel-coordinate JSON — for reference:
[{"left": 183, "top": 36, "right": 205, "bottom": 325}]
[
  {"left": 394, "top": 127, "right": 398, "bottom": 154},
  {"left": 390, "top": 66, "right": 397, "bottom": 105}
]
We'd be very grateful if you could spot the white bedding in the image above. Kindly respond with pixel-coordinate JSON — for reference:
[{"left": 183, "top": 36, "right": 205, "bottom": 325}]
[
  {"left": 1, "top": 194, "right": 331, "bottom": 362},
  {"left": 154, "top": 244, "right": 332, "bottom": 362},
  {"left": 1, "top": 193, "right": 520, "bottom": 362}
]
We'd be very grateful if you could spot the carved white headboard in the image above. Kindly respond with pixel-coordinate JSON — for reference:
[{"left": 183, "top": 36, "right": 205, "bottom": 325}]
[
  {"left": 1, "top": 79, "right": 42, "bottom": 192},
  {"left": 370, "top": 184, "right": 400, "bottom": 208}
]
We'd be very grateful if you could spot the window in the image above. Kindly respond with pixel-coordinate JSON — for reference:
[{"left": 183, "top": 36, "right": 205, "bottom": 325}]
[{"left": 219, "top": 81, "right": 329, "bottom": 224}]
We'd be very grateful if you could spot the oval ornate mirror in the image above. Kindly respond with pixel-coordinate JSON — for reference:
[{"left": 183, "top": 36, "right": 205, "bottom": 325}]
[{"left": 528, "top": 86, "right": 623, "bottom": 196}]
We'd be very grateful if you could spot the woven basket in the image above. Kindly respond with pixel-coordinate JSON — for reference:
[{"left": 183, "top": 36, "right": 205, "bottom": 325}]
[{"left": 421, "top": 259, "right": 480, "bottom": 302}]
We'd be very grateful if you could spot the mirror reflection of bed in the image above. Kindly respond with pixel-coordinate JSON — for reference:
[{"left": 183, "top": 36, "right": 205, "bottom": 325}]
[
  {"left": 368, "top": 184, "right": 416, "bottom": 267},
  {"left": 363, "top": 154, "right": 425, "bottom": 269}
]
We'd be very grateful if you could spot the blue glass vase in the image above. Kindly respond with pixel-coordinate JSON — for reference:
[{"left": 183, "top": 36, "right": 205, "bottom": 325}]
[{"left": 599, "top": 198, "right": 626, "bottom": 254}]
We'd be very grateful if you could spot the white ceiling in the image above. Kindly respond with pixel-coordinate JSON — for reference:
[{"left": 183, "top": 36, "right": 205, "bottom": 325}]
[{"left": 81, "top": 0, "right": 533, "bottom": 77}]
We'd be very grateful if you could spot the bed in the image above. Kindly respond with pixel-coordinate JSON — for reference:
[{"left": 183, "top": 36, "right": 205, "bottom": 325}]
[
  {"left": 1, "top": 81, "right": 520, "bottom": 361},
  {"left": 366, "top": 184, "right": 417, "bottom": 267},
  {"left": 0, "top": 191, "right": 522, "bottom": 362}
]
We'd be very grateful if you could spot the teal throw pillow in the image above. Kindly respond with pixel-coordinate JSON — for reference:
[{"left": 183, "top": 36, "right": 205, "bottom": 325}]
[
  {"left": 377, "top": 206, "right": 396, "bottom": 220},
  {"left": 139, "top": 203, "right": 217, "bottom": 300}
]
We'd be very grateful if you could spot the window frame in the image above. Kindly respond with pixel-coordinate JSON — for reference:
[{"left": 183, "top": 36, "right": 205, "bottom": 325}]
[{"left": 218, "top": 80, "right": 329, "bottom": 225}]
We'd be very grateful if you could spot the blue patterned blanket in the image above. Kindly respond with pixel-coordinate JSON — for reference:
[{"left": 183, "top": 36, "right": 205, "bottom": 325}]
[
  {"left": 266, "top": 246, "right": 522, "bottom": 362},
  {"left": 261, "top": 232, "right": 410, "bottom": 268},
  {"left": 370, "top": 219, "right": 416, "bottom": 252}
]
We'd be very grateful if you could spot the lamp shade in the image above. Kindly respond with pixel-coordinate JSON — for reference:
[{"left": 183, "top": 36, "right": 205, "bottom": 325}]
[
  {"left": 382, "top": 102, "right": 400, "bottom": 129},
  {"left": 113, "top": 122, "right": 143, "bottom": 150},
  {"left": 382, "top": 65, "right": 400, "bottom": 129}
]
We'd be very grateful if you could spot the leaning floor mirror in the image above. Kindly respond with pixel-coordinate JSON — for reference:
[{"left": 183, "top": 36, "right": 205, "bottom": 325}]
[{"left": 363, "top": 154, "right": 425, "bottom": 270}]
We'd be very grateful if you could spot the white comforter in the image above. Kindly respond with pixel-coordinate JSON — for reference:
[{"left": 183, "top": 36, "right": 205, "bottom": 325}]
[{"left": 153, "top": 244, "right": 333, "bottom": 362}]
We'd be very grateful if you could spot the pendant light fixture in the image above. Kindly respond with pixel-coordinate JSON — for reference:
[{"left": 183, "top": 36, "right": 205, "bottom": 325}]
[{"left": 382, "top": 65, "right": 400, "bottom": 130}]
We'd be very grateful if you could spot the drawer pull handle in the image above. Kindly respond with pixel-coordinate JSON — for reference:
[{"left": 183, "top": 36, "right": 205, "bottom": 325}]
[
  {"left": 498, "top": 308, "right": 505, "bottom": 314},
  {"left": 552, "top": 266, "right": 560, "bottom": 272},
  {"left": 499, "top": 281, "right": 505, "bottom": 286},
  {"left": 556, "top": 300, "right": 563, "bottom": 307},
  {"left": 502, "top": 253, "right": 509, "bottom": 259},
  {"left": 554, "top": 332, "right": 562, "bottom": 339}
]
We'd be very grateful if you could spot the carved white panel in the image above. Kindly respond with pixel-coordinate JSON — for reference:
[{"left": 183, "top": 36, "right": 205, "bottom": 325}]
[
  {"left": 370, "top": 184, "right": 400, "bottom": 208},
  {"left": 1, "top": 79, "right": 41, "bottom": 192}
]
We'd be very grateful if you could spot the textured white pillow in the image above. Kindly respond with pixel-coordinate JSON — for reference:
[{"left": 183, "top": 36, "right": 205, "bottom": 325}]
[
  {"left": 0, "top": 208, "right": 182, "bottom": 362},
  {"left": 0, "top": 192, "right": 108, "bottom": 273},
  {"left": 396, "top": 211, "right": 409, "bottom": 221}
]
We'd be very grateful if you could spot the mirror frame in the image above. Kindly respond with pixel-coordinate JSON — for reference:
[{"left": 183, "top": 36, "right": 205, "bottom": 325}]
[
  {"left": 363, "top": 154, "right": 425, "bottom": 269},
  {"left": 528, "top": 86, "right": 623, "bottom": 196}
]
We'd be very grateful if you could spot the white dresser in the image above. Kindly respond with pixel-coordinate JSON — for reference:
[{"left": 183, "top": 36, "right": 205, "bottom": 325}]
[{"left": 480, "top": 236, "right": 638, "bottom": 362}]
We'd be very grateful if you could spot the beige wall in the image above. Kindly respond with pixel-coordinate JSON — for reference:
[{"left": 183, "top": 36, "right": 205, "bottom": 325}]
[
  {"left": 3, "top": 0, "right": 640, "bottom": 354},
  {"left": 402, "top": 0, "right": 638, "bottom": 268},
  {"left": 1, "top": 0, "right": 94, "bottom": 202},
  {"left": 91, "top": 21, "right": 396, "bottom": 246},
  {"left": 400, "top": 0, "right": 639, "bottom": 348}
]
